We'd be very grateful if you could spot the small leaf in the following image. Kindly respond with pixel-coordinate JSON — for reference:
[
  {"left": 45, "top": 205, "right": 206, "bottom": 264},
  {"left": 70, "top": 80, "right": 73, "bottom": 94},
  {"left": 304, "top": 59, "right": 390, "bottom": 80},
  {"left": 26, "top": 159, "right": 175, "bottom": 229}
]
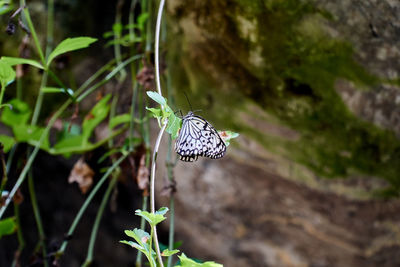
[
  {"left": 0, "top": 60, "right": 15, "bottom": 87},
  {"left": 0, "top": 135, "right": 15, "bottom": 152},
  {"left": 137, "top": 13, "right": 149, "bottom": 32},
  {"left": 47, "top": 37, "right": 97, "bottom": 66},
  {"left": 120, "top": 240, "right": 144, "bottom": 250},
  {"left": 146, "top": 107, "right": 162, "bottom": 119},
  {"left": 1, "top": 99, "right": 31, "bottom": 126},
  {"left": 146, "top": 91, "right": 166, "bottom": 106},
  {"left": 82, "top": 94, "right": 111, "bottom": 143},
  {"left": 166, "top": 113, "right": 182, "bottom": 140},
  {"left": 124, "top": 228, "right": 151, "bottom": 247},
  {"left": 176, "top": 254, "right": 223, "bottom": 267},
  {"left": 109, "top": 113, "right": 131, "bottom": 129},
  {"left": 218, "top": 130, "right": 239, "bottom": 146},
  {"left": 155, "top": 207, "right": 169, "bottom": 216},
  {"left": 135, "top": 209, "right": 167, "bottom": 227},
  {"left": 162, "top": 249, "right": 180, "bottom": 257},
  {"left": 112, "top": 23, "right": 123, "bottom": 35},
  {"left": 12, "top": 124, "right": 50, "bottom": 150},
  {"left": 1, "top": 57, "right": 44, "bottom": 69},
  {"left": 0, "top": 217, "right": 17, "bottom": 239},
  {"left": 68, "top": 157, "right": 95, "bottom": 194}
]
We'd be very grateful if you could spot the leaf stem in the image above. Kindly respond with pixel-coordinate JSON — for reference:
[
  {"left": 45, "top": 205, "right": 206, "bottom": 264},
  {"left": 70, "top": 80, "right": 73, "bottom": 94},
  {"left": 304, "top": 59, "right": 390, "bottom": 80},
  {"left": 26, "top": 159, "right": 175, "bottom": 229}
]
[
  {"left": 0, "top": 145, "right": 8, "bottom": 196},
  {"left": 28, "top": 169, "right": 48, "bottom": 267},
  {"left": 150, "top": 121, "right": 167, "bottom": 267},
  {"left": 21, "top": 2, "right": 46, "bottom": 67},
  {"left": 11, "top": 203, "right": 25, "bottom": 267},
  {"left": 82, "top": 173, "right": 118, "bottom": 266},
  {"left": 154, "top": 0, "right": 166, "bottom": 97},
  {"left": 0, "top": 99, "right": 72, "bottom": 219},
  {"left": 149, "top": 0, "right": 167, "bottom": 266}
]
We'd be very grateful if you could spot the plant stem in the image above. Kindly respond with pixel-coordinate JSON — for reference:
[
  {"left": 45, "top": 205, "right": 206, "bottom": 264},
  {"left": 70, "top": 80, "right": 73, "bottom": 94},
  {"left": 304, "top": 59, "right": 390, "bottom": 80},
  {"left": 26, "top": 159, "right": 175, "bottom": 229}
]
[
  {"left": 148, "top": 226, "right": 155, "bottom": 267},
  {"left": 149, "top": 0, "right": 167, "bottom": 266},
  {"left": 0, "top": 145, "right": 8, "bottom": 196},
  {"left": 82, "top": 174, "right": 118, "bottom": 266},
  {"left": 150, "top": 121, "right": 167, "bottom": 267},
  {"left": 56, "top": 153, "right": 129, "bottom": 256},
  {"left": 166, "top": 136, "right": 176, "bottom": 267},
  {"left": 0, "top": 99, "right": 72, "bottom": 219},
  {"left": 145, "top": 0, "right": 153, "bottom": 54},
  {"left": 11, "top": 203, "right": 25, "bottom": 267},
  {"left": 135, "top": 195, "right": 148, "bottom": 267},
  {"left": 21, "top": 2, "right": 46, "bottom": 66},
  {"left": 0, "top": 56, "right": 132, "bottom": 219},
  {"left": 28, "top": 169, "right": 48, "bottom": 267},
  {"left": 154, "top": 0, "right": 166, "bottom": 97},
  {"left": 31, "top": 72, "right": 48, "bottom": 125},
  {"left": 0, "top": 85, "right": 6, "bottom": 108},
  {"left": 77, "top": 55, "right": 142, "bottom": 102},
  {"left": 114, "top": 0, "right": 127, "bottom": 81}
]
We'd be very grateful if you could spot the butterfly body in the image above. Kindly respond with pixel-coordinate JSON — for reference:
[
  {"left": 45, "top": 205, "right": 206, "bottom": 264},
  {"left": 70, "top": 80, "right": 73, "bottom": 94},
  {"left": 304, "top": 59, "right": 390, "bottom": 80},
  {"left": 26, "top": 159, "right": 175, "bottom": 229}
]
[{"left": 175, "top": 112, "right": 226, "bottom": 162}]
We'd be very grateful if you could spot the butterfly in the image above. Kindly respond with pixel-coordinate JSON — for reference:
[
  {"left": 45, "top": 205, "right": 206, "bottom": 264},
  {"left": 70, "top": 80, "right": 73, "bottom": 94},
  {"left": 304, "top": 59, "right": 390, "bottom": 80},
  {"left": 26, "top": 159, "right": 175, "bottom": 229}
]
[{"left": 175, "top": 112, "right": 226, "bottom": 162}]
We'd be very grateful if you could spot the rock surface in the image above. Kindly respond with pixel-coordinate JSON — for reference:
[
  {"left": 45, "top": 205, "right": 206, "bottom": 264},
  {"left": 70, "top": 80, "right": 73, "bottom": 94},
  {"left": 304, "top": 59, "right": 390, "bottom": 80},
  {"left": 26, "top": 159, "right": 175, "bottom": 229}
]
[{"left": 158, "top": 0, "right": 400, "bottom": 266}]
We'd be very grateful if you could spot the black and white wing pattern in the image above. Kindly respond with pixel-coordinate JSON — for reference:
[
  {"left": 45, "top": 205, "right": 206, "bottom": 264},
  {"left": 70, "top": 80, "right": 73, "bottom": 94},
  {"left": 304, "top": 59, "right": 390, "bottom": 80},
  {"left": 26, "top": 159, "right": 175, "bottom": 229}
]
[{"left": 175, "top": 112, "right": 226, "bottom": 162}]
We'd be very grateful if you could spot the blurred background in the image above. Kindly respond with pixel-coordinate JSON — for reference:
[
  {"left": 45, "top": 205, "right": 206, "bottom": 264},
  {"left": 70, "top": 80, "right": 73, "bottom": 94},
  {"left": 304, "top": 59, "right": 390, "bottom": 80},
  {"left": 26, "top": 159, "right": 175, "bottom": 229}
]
[{"left": 1, "top": 0, "right": 400, "bottom": 266}]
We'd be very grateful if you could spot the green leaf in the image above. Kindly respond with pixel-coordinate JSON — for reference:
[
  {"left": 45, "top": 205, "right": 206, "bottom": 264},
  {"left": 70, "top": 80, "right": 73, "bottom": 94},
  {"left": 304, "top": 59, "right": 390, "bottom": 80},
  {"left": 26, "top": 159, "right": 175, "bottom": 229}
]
[
  {"left": 176, "top": 254, "right": 223, "bottom": 267},
  {"left": 1, "top": 99, "right": 31, "bottom": 126},
  {"left": 218, "top": 130, "right": 240, "bottom": 146},
  {"left": 1, "top": 57, "right": 44, "bottom": 69},
  {"left": 137, "top": 13, "right": 149, "bottom": 32},
  {"left": 47, "top": 37, "right": 97, "bottom": 66},
  {"left": 112, "top": 23, "right": 123, "bottom": 35},
  {"left": 82, "top": 94, "right": 111, "bottom": 143},
  {"left": 0, "top": 2, "right": 13, "bottom": 15},
  {"left": 109, "top": 113, "right": 131, "bottom": 129},
  {"left": 166, "top": 113, "right": 182, "bottom": 140},
  {"left": 146, "top": 107, "right": 162, "bottom": 119},
  {"left": 135, "top": 207, "right": 168, "bottom": 227},
  {"left": 0, "top": 60, "right": 15, "bottom": 87},
  {"left": 0, "top": 217, "right": 17, "bottom": 239},
  {"left": 124, "top": 228, "right": 150, "bottom": 246},
  {"left": 146, "top": 91, "right": 166, "bottom": 106},
  {"left": 0, "top": 135, "right": 15, "bottom": 152},
  {"left": 155, "top": 207, "right": 169, "bottom": 216},
  {"left": 120, "top": 240, "right": 147, "bottom": 252},
  {"left": 162, "top": 249, "right": 180, "bottom": 257},
  {"left": 12, "top": 124, "right": 50, "bottom": 150}
]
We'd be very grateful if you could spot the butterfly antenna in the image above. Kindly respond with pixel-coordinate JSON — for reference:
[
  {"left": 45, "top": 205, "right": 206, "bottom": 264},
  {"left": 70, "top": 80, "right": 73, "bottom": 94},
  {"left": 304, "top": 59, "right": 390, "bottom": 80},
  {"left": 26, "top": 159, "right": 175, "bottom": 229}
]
[{"left": 183, "top": 91, "right": 193, "bottom": 111}]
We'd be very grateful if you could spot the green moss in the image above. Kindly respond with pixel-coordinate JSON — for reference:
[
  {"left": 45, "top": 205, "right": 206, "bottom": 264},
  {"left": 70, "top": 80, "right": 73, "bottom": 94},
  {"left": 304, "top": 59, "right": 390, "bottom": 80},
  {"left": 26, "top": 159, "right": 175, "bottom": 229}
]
[{"left": 169, "top": 0, "right": 400, "bottom": 196}]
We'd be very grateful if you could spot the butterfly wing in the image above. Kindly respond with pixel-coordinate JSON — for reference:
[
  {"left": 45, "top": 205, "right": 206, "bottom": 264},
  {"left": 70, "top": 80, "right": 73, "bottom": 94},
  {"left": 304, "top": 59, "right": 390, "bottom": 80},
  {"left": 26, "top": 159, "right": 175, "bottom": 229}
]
[{"left": 175, "top": 113, "right": 226, "bottom": 162}]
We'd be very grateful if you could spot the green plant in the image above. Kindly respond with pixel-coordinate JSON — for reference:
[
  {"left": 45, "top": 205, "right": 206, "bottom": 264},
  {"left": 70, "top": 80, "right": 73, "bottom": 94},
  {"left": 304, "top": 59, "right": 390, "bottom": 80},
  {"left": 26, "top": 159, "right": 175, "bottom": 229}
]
[
  {"left": 120, "top": 1, "right": 238, "bottom": 266},
  {"left": 0, "top": 1, "right": 238, "bottom": 266}
]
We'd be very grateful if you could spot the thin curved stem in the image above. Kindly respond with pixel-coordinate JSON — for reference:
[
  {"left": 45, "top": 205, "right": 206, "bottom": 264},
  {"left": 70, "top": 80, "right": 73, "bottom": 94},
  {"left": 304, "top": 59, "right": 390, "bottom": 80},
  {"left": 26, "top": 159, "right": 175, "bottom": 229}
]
[
  {"left": 154, "top": 0, "right": 166, "bottom": 97},
  {"left": 82, "top": 174, "right": 118, "bottom": 266},
  {"left": 150, "top": 121, "right": 167, "bottom": 267},
  {"left": 150, "top": 0, "right": 167, "bottom": 266}
]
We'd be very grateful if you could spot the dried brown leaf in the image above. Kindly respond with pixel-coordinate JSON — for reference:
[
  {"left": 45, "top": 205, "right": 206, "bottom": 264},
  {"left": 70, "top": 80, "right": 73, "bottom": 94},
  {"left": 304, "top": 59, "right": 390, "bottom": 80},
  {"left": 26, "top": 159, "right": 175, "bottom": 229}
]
[
  {"left": 13, "top": 189, "right": 24, "bottom": 205},
  {"left": 136, "top": 155, "right": 149, "bottom": 191},
  {"left": 136, "top": 66, "right": 155, "bottom": 90},
  {"left": 68, "top": 158, "right": 95, "bottom": 194}
]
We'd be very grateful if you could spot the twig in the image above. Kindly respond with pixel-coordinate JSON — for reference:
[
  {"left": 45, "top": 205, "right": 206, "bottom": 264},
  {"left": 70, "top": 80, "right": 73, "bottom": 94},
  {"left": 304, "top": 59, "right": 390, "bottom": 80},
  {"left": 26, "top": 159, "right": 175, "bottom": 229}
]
[
  {"left": 149, "top": 0, "right": 167, "bottom": 266},
  {"left": 150, "top": 121, "right": 167, "bottom": 267}
]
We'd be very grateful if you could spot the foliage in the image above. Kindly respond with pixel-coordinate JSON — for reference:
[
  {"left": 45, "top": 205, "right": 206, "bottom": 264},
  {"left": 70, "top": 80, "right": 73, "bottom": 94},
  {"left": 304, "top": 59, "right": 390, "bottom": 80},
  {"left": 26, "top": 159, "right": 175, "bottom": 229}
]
[
  {"left": 0, "top": 217, "right": 16, "bottom": 239},
  {"left": 121, "top": 207, "right": 223, "bottom": 267}
]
